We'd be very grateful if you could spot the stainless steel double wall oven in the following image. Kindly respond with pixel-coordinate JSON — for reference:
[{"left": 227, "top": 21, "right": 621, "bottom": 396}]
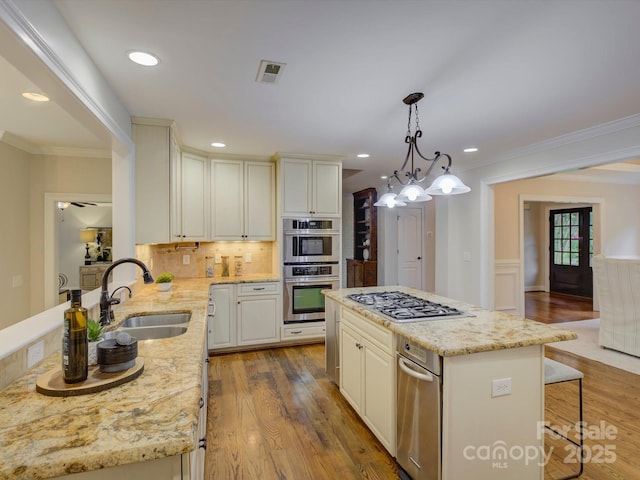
[{"left": 283, "top": 218, "right": 339, "bottom": 324}]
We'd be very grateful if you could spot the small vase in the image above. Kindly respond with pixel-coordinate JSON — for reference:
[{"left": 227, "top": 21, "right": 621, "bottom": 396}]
[
  {"left": 88, "top": 339, "right": 103, "bottom": 366},
  {"left": 157, "top": 282, "right": 172, "bottom": 292}
]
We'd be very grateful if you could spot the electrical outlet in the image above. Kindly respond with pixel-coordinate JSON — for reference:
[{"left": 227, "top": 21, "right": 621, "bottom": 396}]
[
  {"left": 492, "top": 377, "right": 512, "bottom": 397},
  {"left": 215, "top": 254, "right": 222, "bottom": 264},
  {"left": 245, "top": 253, "right": 252, "bottom": 263},
  {"left": 183, "top": 255, "right": 190, "bottom": 265},
  {"left": 27, "top": 340, "right": 44, "bottom": 368}
]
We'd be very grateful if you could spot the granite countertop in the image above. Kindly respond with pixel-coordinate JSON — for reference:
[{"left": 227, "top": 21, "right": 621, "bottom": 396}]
[
  {"left": 0, "top": 277, "right": 220, "bottom": 480},
  {"left": 324, "top": 286, "right": 577, "bottom": 356},
  {"left": 208, "top": 273, "right": 280, "bottom": 284}
]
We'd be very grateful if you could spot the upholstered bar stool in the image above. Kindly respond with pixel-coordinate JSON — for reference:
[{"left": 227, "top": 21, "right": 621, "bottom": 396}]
[{"left": 544, "top": 358, "right": 584, "bottom": 479}]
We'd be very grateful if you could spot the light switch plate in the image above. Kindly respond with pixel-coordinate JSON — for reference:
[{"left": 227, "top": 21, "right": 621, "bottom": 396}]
[
  {"left": 245, "top": 253, "right": 252, "bottom": 263},
  {"left": 215, "top": 254, "right": 222, "bottom": 264},
  {"left": 183, "top": 255, "right": 190, "bottom": 265}
]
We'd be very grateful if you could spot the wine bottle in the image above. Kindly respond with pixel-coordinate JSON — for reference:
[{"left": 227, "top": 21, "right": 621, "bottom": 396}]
[{"left": 62, "top": 289, "right": 88, "bottom": 383}]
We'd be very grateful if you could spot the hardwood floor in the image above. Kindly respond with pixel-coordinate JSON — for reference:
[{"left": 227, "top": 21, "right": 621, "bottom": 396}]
[
  {"left": 205, "top": 294, "right": 639, "bottom": 479},
  {"left": 206, "top": 344, "right": 398, "bottom": 479},
  {"left": 525, "top": 291, "right": 598, "bottom": 324}
]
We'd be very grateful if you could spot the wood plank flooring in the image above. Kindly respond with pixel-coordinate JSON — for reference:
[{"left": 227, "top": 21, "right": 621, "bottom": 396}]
[
  {"left": 206, "top": 344, "right": 398, "bottom": 479},
  {"left": 205, "top": 294, "right": 639, "bottom": 479}
]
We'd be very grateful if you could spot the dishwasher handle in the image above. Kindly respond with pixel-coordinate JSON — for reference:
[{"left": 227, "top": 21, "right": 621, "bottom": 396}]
[{"left": 398, "top": 356, "right": 434, "bottom": 383}]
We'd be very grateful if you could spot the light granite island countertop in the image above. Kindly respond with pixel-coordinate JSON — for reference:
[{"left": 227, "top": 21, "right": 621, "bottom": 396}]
[
  {"left": 0, "top": 275, "right": 277, "bottom": 480},
  {"left": 324, "top": 285, "right": 577, "bottom": 355}
]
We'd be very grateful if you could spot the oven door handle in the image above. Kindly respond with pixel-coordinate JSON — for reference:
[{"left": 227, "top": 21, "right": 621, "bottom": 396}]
[{"left": 398, "top": 357, "right": 434, "bottom": 382}]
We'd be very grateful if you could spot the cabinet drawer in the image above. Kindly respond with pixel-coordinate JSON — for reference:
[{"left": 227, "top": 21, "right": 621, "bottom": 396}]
[
  {"left": 342, "top": 308, "right": 394, "bottom": 354},
  {"left": 237, "top": 282, "right": 280, "bottom": 296},
  {"left": 282, "top": 322, "right": 326, "bottom": 340}
]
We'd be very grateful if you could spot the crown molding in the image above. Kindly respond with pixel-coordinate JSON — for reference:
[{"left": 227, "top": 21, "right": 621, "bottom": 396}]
[{"left": 0, "top": 130, "right": 110, "bottom": 158}]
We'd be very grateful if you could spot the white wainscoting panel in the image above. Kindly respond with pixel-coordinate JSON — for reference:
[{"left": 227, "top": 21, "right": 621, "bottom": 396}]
[{"left": 495, "top": 260, "right": 522, "bottom": 315}]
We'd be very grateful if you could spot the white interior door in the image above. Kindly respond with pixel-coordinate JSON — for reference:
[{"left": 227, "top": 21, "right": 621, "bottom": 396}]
[{"left": 397, "top": 207, "right": 424, "bottom": 290}]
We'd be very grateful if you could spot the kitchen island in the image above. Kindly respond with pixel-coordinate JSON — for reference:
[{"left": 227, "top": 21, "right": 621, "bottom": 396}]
[
  {"left": 0, "top": 278, "right": 216, "bottom": 480},
  {"left": 324, "top": 286, "right": 577, "bottom": 480}
]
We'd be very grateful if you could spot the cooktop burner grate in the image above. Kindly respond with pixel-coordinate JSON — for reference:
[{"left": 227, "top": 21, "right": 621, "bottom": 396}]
[{"left": 347, "top": 291, "right": 470, "bottom": 322}]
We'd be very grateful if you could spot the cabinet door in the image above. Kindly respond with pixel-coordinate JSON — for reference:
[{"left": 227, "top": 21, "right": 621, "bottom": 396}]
[
  {"left": 281, "top": 158, "right": 312, "bottom": 216},
  {"left": 313, "top": 161, "right": 341, "bottom": 217},
  {"left": 179, "top": 152, "right": 208, "bottom": 241},
  {"left": 363, "top": 340, "right": 395, "bottom": 455},
  {"left": 134, "top": 123, "right": 172, "bottom": 244},
  {"left": 244, "top": 161, "right": 275, "bottom": 240},
  {"left": 211, "top": 159, "right": 244, "bottom": 240},
  {"left": 339, "top": 324, "right": 363, "bottom": 412},
  {"left": 208, "top": 285, "right": 236, "bottom": 349},
  {"left": 237, "top": 296, "right": 280, "bottom": 345}
]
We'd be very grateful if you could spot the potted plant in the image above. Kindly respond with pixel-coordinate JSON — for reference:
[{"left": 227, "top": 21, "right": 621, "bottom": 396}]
[
  {"left": 155, "top": 272, "right": 175, "bottom": 291},
  {"left": 87, "top": 319, "right": 104, "bottom": 366}
]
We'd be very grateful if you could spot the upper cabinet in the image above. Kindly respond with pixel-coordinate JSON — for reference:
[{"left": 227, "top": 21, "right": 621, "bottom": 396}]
[
  {"left": 211, "top": 159, "right": 275, "bottom": 241},
  {"left": 279, "top": 157, "right": 342, "bottom": 217},
  {"left": 174, "top": 152, "right": 208, "bottom": 242},
  {"left": 133, "top": 119, "right": 208, "bottom": 244},
  {"left": 133, "top": 120, "right": 175, "bottom": 244}
]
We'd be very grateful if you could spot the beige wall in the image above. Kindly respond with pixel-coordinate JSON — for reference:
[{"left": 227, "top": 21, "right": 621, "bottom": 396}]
[
  {"left": 0, "top": 142, "right": 31, "bottom": 329},
  {"left": 28, "top": 153, "right": 111, "bottom": 318},
  {"left": 495, "top": 175, "right": 640, "bottom": 263}
]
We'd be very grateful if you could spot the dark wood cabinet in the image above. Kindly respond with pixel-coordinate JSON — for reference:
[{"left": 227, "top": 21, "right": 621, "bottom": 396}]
[{"left": 347, "top": 188, "right": 378, "bottom": 287}]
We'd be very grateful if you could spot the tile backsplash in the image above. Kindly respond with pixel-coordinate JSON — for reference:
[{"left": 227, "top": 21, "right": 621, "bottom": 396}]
[{"left": 136, "top": 241, "right": 277, "bottom": 279}]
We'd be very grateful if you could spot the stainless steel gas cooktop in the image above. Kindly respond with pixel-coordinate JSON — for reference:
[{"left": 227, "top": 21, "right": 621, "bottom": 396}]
[{"left": 347, "top": 291, "right": 472, "bottom": 322}]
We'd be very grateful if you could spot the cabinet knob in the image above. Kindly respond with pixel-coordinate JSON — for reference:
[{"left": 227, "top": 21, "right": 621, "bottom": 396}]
[
  {"left": 417, "top": 256, "right": 422, "bottom": 260},
  {"left": 198, "top": 438, "right": 207, "bottom": 450}
]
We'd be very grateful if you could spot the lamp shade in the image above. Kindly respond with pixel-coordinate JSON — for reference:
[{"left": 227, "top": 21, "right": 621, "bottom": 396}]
[
  {"left": 425, "top": 172, "right": 471, "bottom": 195},
  {"left": 80, "top": 229, "right": 97, "bottom": 243},
  {"left": 374, "top": 192, "right": 407, "bottom": 208}
]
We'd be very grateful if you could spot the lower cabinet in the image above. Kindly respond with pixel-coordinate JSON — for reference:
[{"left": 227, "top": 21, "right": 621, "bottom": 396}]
[
  {"left": 339, "top": 309, "right": 396, "bottom": 455},
  {"left": 208, "top": 282, "right": 281, "bottom": 350}
]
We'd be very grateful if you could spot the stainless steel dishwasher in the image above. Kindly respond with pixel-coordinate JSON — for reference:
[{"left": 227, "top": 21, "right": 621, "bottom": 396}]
[{"left": 396, "top": 335, "right": 442, "bottom": 480}]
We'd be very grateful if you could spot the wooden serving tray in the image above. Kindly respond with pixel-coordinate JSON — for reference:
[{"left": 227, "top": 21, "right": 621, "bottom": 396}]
[{"left": 36, "top": 358, "right": 144, "bottom": 397}]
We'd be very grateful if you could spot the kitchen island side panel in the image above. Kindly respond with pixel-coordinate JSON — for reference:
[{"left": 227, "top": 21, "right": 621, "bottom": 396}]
[{"left": 442, "top": 344, "right": 544, "bottom": 480}]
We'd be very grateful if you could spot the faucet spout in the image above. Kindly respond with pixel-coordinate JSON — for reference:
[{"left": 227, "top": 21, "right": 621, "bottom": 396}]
[{"left": 99, "top": 258, "right": 154, "bottom": 326}]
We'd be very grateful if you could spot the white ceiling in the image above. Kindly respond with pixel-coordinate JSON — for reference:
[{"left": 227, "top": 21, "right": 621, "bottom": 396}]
[{"left": 4, "top": 0, "right": 640, "bottom": 190}]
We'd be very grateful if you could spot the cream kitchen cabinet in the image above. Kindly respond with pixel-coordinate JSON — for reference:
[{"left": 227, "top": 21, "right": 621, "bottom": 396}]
[
  {"left": 339, "top": 308, "right": 396, "bottom": 456},
  {"left": 133, "top": 119, "right": 208, "bottom": 244},
  {"left": 210, "top": 159, "right": 275, "bottom": 241},
  {"left": 208, "top": 282, "right": 281, "bottom": 350},
  {"left": 208, "top": 283, "right": 236, "bottom": 349},
  {"left": 173, "top": 152, "right": 208, "bottom": 242},
  {"left": 237, "top": 282, "right": 281, "bottom": 345},
  {"left": 279, "top": 157, "right": 342, "bottom": 217}
]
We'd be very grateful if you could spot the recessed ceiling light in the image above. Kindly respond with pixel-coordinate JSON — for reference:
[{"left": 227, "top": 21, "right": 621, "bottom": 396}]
[
  {"left": 22, "top": 92, "right": 49, "bottom": 102},
  {"left": 463, "top": 147, "right": 478, "bottom": 153},
  {"left": 357, "top": 153, "right": 370, "bottom": 158},
  {"left": 380, "top": 175, "right": 388, "bottom": 180},
  {"left": 211, "top": 142, "right": 226, "bottom": 148},
  {"left": 128, "top": 51, "right": 159, "bottom": 66}
]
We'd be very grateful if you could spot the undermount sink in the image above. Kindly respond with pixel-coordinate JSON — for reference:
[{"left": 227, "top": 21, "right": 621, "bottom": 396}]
[
  {"left": 102, "top": 311, "right": 192, "bottom": 341},
  {"left": 120, "top": 312, "right": 191, "bottom": 328},
  {"left": 105, "top": 325, "right": 188, "bottom": 341}
]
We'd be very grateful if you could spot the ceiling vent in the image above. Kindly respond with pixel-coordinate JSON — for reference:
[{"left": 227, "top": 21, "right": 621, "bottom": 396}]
[{"left": 256, "top": 60, "right": 286, "bottom": 84}]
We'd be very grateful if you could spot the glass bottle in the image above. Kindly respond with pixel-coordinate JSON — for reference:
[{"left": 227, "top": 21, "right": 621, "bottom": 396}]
[
  {"left": 221, "top": 256, "right": 229, "bottom": 277},
  {"left": 62, "top": 289, "right": 88, "bottom": 383}
]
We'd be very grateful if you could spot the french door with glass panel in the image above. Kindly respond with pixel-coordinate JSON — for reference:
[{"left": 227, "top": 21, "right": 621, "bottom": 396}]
[{"left": 549, "top": 207, "right": 593, "bottom": 297}]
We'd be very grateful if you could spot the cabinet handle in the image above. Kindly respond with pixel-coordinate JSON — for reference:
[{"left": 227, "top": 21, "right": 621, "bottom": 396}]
[
  {"left": 199, "top": 397, "right": 205, "bottom": 408},
  {"left": 355, "top": 342, "right": 363, "bottom": 349},
  {"left": 198, "top": 438, "right": 207, "bottom": 450},
  {"left": 290, "top": 330, "right": 303, "bottom": 334},
  {"left": 253, "top": 287, "right": 265, "bottom": 291}
]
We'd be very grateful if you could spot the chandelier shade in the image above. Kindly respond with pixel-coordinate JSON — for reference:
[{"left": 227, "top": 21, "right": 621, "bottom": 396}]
[{"left": 376, "top": 92, "right": 470, "bottom": 208}]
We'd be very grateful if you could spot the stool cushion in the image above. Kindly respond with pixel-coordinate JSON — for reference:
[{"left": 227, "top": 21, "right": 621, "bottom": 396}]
[{"left": 544, "top": 358, "right": 584, "bottom": 384}]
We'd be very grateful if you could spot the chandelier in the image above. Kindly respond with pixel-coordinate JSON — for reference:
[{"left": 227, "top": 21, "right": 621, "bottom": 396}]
[{"left": 374, "top": 92, "right": 470, "bottom": 208}]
